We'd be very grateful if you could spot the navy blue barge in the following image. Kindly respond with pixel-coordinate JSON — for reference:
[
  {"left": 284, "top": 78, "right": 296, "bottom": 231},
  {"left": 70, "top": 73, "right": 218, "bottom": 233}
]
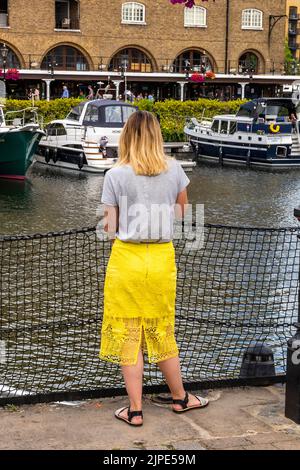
[{"left": 184, "top": 98, "right": 300, "bottom": 169}]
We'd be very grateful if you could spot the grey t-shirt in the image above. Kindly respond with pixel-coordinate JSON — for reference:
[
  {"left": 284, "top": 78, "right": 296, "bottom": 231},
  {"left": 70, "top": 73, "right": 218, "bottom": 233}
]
[{"left": 101, "top": 159, "right": 190, "bottom": 243}]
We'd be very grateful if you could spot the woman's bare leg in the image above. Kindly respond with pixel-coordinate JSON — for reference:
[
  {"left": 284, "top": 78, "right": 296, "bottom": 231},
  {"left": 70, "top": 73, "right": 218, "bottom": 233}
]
[
  {"left": 119, "top": 348, "right": 144, "bottom": 424},
  {"left": 158, "top": 356, "right": 204, "bottom": 411}
]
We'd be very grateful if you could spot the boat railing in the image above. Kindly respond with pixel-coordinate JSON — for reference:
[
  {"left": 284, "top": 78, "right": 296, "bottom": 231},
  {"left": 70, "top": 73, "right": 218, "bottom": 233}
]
[
  {"left": 44, "top": 125, "right": 100, "bottom": 145},
  {"left": 4, "top": 107, "right": 44, "bottom": 129}
]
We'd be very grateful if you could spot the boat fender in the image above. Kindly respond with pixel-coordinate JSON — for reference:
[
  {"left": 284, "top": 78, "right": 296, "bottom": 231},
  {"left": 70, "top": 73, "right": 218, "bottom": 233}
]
[
  {"left": 270, "top": 123, "right": 280, "bottom": 134},
  {"left": 52, "top": 147, "right": 58, "bottom": 163},
  {"left": 45, "top": 147, "right": 50, "bottom": 164},
  {"left": 78, "top": 152, "right": 85, "bottom": 170}
]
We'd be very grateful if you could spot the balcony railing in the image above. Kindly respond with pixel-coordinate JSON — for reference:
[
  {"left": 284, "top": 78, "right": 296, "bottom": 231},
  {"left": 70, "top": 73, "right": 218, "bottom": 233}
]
[
  {"left": 22, "top": 54, "right": 289, "bottom": 76},
  {"left": 288, "top": 41, "right": 299, "bottom": 50},
  {"left": 55, "top": 17, "right": 80, "bottom": 30},
  {"left": 289, "top": 11, "right": 299, "bottom": 21}
]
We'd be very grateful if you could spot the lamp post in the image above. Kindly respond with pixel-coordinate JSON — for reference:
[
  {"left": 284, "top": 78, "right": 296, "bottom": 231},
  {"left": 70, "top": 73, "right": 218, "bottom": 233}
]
[
  {"left": 119, "top": 60, "right": 128, "bottom": 101},
  {"left": 48, "top": 59, "right": 56, "bottom": 79},
  {"left": 42, "top": 59, "right": 56, "bottom": 102},
  {"left": 0, "top": 43, "right": 9, "bottom": 83}
]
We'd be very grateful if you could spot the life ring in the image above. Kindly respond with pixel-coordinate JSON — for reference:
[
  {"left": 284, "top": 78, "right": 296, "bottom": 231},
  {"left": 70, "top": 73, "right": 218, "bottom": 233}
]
[{"left": 270, "top": 123, "right": 280, "bottom": 134}]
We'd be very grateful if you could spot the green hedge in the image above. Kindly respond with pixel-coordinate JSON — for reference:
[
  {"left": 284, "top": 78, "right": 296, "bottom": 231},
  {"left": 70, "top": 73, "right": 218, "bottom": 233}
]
[
  {"left": 135, "top": 98, "right": 246, "bottom": 141},
  {"left": 3, "top": 98, "right": 246, "bottom": 141}
]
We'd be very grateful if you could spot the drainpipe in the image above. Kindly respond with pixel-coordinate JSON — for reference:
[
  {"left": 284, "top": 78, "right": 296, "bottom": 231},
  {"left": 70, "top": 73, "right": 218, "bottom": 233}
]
[{"left": 225, "top": 0, "right": 230, "bottom": 74}]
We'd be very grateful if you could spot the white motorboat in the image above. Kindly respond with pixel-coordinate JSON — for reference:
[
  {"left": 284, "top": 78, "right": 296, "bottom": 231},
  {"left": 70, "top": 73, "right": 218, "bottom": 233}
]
[{"left": 35, "top": 99, "right": 196, "bottom": 174}]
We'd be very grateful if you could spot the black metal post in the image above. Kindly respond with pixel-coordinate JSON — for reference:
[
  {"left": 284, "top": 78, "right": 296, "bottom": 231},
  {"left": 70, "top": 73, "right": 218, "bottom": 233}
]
[
  {"left": 0, "top": 43, "right": 8, "bottom": 83},
  {"left": 285, "top": 208, "right": 300, "bottom": 424},
  {"left": 2, "top": 58, "right": 6, "bottom": 82}
]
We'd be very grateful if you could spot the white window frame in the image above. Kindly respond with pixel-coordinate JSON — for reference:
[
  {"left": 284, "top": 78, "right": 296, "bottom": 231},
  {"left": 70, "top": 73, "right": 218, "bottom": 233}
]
[
  {"left": 184, "top": 6, "right": 207, "bottom": 28},
  {"left": 122, "top": 2, "right": 146, "bottom": 25},
  {"left": 242, "top": 9, "right": 263, "bottom": 30}
]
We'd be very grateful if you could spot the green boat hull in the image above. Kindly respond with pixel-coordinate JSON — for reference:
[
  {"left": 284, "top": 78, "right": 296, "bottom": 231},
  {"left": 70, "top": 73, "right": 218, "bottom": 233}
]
[{"left": 0, "top": 128, "right": 44, "bottom": 180}]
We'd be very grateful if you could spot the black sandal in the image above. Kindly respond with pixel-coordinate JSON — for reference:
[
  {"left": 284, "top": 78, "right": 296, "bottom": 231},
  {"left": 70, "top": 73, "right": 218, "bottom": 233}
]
[
  {"left": 172, "top": 391, "right": 209, "bottom": 413},
  {"left": 115, "top": 406, "right": 143, "bottom": 426}
]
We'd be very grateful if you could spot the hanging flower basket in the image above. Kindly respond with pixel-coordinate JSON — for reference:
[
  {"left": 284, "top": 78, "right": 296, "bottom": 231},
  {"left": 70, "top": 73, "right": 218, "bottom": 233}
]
[
  {"left": 205, "top": 71, "right": 216, "bottom": 80},
  {"left": 0, "top": 68, "right": 20, "bottom": 80},
  {"left": 190, "top": 72, "right": 205, "bottom": 83}
]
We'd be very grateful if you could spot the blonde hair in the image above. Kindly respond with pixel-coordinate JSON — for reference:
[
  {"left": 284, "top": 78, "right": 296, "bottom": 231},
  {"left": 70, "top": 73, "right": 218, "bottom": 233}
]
[{"left": 116, "top": 110, "right": 168, "bottom": 176}]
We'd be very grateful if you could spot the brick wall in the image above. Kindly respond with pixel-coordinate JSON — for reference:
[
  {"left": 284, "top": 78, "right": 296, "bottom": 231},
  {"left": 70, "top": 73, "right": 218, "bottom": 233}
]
[{"left": 0, "top": 0, "right": 286, "bottom": 73}]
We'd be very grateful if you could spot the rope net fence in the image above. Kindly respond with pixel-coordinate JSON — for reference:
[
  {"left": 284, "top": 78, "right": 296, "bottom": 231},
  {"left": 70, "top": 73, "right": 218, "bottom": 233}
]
[{"left": 0, "top": 224, "right": 299, "bottom": 405}]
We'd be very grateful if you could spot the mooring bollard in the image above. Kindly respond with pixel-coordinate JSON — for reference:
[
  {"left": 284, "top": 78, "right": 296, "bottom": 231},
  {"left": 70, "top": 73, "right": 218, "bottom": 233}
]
[
  {"left": 239, "top": 342, "right": 276, "bottom": 385},
  {"left": 285, "top": 207, "right": 300, "bottom": 424}
]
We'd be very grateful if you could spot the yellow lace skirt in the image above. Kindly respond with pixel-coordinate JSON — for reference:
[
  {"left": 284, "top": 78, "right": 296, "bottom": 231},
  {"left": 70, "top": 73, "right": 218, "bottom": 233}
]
[{"left": 100, "top": 239, "right": 179, "bottom": 366}]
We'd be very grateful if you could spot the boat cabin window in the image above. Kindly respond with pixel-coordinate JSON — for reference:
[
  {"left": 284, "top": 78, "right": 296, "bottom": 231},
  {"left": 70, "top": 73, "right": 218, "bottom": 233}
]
[
  {"left": 46, "top": 123, "right": 67, "bottom": 136},
  {"left": 211, "top": 120, "right": 219, "bottom": 132},
  {"left": 105, "top": 106, "right": 122, "bottom": 124},
  {"left": 264, "top": 105, "right": 290, "bottom": 122},
  {"left": 83, "top": 105, "right": 99, "bottom": 124},
  {"left": 220, "top": 121, "right": 228, "bottom": 134},
  {"left": 122, "top": 105, "right": 137, "bottom": 122},
  {"left": 67, "top": 103, "right": 85, "bottom": 121}
]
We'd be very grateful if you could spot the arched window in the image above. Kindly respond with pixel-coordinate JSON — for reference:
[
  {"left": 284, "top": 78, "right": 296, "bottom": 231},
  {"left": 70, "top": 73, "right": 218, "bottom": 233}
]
[
  {"left": 0, "top": 43, "right": 21, "bottom": 68},
  {"left": 184, "top": 6, "right": 207, "bottom": 27},
  {"left": 0, "top": 0, "right": 8, "bottom": 27},
  {"left": 239, "top": 52, "right": 259, "bottom": 74},
  {"left": 173, "top": 49, "right": 213, "bottom": 73},
  {"left": 109, "top": 48, "right": 152, "bottom": 72},
  {"left": 41, "top": 45, "right": 89, "bottom": 71},
  {"left": 242, "top": 9, "right": 263, "bottom": 30},
  {"left": 122, "top": 2, "right": 145, "bottom": 24}
]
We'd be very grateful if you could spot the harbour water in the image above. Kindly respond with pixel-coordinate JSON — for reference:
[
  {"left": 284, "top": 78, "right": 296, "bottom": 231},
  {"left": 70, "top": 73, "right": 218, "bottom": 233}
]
[{"left": 1, "top": 162, "right": 300, "bottom": 236}]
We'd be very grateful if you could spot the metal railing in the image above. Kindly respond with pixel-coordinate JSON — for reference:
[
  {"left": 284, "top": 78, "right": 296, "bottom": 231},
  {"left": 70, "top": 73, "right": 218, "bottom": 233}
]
[
  {"left": 4, "top": 107, "right": 44, "bottom": 128},
  {"left": 0, "top": 223, "right": 299, "bottom": 405}
]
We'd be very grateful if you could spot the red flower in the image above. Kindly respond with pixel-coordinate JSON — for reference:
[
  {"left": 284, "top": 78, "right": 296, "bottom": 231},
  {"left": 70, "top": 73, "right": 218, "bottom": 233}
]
[
  {"left": 205, "top": 71, "right": 216, "bottom": 79},
  {"left": 191, "top": 73, "right": 205, "bottom": 83}
]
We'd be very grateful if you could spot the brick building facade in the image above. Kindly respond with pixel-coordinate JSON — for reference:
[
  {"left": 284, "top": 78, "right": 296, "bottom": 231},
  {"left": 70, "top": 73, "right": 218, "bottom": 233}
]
[{"left": 0, "top": 0, "right": 289, "bottom": 99}]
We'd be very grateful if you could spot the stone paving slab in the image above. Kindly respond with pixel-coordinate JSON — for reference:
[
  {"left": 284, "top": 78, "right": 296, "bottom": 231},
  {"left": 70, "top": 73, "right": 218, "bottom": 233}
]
[{"left": 0, "top": 385, "right": 299, "bottom": 450}]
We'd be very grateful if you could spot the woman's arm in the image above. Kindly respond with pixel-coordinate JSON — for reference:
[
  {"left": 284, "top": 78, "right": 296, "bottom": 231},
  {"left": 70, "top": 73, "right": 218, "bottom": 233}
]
[
  {"left": 175, "top": 189, "right": 189, "bottom": 219},
  {"left": 103, "top": 205, "right": 119, "bottom": 240}
]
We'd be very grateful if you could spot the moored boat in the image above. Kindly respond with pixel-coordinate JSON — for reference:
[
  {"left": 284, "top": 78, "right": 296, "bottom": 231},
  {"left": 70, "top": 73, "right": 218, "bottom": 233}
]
[
  {"left": 0, "top": 105, "right": 44, "bottom": 180},
  {"left": 35, "top": 99, "right": 136, "bottom": 174},
  {"left": 35, "top": 99, "right": 196, "bottom": 173},
  {"left": 184, "top": 98, "right": 300, "bottom": 170}
]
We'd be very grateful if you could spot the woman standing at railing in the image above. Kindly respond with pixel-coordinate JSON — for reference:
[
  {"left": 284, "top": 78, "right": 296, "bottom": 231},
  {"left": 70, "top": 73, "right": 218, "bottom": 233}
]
[{"left": 99, "top": 111, "right": 209, "bottom": 427}]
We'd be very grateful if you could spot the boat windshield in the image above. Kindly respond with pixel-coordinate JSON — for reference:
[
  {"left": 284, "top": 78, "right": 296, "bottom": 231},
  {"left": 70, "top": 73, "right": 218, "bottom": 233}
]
[
  {"left": 82, "top": 104, "right": 136, "bottom": 128},
  {"left": 66, "top": 103, "right": 85, "bottom": 121},
  {"left": 263, "top": 105, "right": 290, "bottom": 120},
  {"left": 237, "top": 100, "right": 297, "bottom": 121}
]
